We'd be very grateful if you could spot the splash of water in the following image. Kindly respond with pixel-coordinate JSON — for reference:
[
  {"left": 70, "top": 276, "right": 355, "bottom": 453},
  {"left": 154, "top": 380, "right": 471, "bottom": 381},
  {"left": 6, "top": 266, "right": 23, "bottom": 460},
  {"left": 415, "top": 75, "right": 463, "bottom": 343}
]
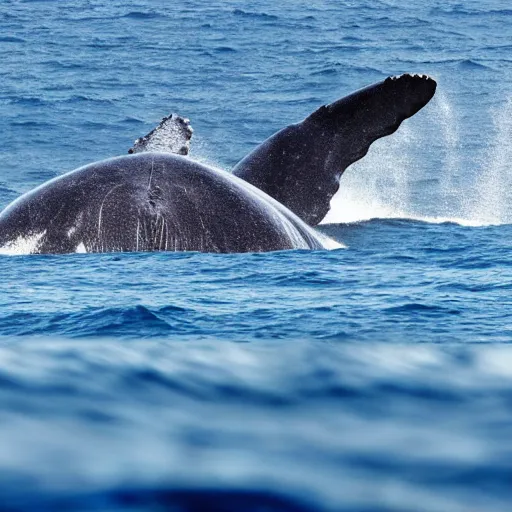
[
  {"left": 436, "top": 91, "right": 463, "bottom": 218},
  {"left": 469, "top": 97, "right": 512, "bottom": 225},
  {"left": 321, "top": 121, "right": 418, "bottom": 224},
  {"left": 0, "top": 231, "right": 46, "bottom": 256},
  {"left": 322, "top": 91, "right": 512, "bottom": 227}
]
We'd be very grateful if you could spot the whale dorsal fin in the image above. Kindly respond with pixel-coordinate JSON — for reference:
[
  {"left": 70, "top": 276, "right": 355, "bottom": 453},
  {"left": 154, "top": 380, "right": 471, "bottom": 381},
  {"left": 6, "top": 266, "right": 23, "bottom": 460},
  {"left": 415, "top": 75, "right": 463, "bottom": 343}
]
[
  {"left": 232, "top": 74, "right": 436, "bottom": 226},
  {"left": 128, "top": 114, "right": 193, "bottom": 155}
]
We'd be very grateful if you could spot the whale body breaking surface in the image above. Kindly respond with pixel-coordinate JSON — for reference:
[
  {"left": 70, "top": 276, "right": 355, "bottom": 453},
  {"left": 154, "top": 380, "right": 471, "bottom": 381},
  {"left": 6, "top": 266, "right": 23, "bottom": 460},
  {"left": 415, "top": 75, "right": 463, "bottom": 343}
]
[{"left": 0, "top": 74, "right": 436, "bottom": 255}]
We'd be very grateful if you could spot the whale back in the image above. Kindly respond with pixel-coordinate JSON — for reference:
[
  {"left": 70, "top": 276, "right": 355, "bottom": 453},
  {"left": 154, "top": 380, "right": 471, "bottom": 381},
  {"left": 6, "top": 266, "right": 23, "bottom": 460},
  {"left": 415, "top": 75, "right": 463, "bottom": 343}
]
[
  {"left": 232, "top": 74, "right": 437, "bottom": 226},
  {"left": 0, "top": 154, "right": 329, "bottom": 255}
]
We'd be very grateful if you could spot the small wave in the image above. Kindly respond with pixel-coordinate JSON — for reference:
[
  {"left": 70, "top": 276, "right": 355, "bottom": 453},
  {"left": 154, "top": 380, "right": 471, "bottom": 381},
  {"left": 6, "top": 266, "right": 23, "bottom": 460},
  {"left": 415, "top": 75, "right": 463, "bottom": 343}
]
[
  {"left": 341, "top": 35, "right": 365, "bottom": 42},
  {"left": 8, "top": 95, "right": 114, "bottom": 107},
  {"left": 0, "top": 305, "right": 193, "bottom": 337},
  {"left": 406, "top": 216, "right": 503, "bottom": 227},
  {"left": 9, "top": 97, "right": 46, "bottom": 106},
  {"left": 458, "top": 59, "right": 492, "bottom": 70},
  {"left": 384, "top": 303, "right": 461, "bottom": 316},
  {"left": 338, "top": 63, "right": 384, "bottom": 75},
  {"left": 0, "top": 36, "right": 24, "bottom": 43},
  {"left": 272, "top": 270, "right": 340, "bottom": 287},
  {"left": 0, "top": 184, "right": 16, "bottom": 195},
  {"left": 43, "top": 60, "right": 84, "bottom": 70},
  {"left": 66, "top": 15, "right": 116, "bottom": 22},
  {"left": 41, "top": 84, "right": 74, "bottom": 92},
  {"left": 213, "top": 46, "right": 237, "bottom": 53},
  {"left": 67, "top": 95, "right": 115, "bottom": 105},
  {"left": 322, "top": 213, "right": 501, "bottom": 228},
  {"left": 438, "top": 281, "right": 509, "bottom": 292},
  {"left": 122, "top": 11, "right": 163, "bottom": 20},
  {"left": 121, "top": 116, "right": 145, "bottom": 125},
  {"left": 396, "top": 58, "right": 491, "bottom": 70},
  {"left": 232, "top": 9, "right": 279, "bottom": 21},
  {"left": 311, "top": 62, "right": 383, "bottom": 77},
  {"left": 431, "top": 6, "right": 512, "bottom": 16},
  {"left": 310, "top": 67, "right": 339, "bottom": 77},
  {"left": 483, "top": 44, "right": 512, "bottom": 52},
  {"left": 385, "top": 215, "right": 502, "bottom": 228},
  {"left": 71, "top": 305, "right": 177, "bottom": 337},
  {"left": 10, "top": 120, "right": 54, "bottom": 128}
]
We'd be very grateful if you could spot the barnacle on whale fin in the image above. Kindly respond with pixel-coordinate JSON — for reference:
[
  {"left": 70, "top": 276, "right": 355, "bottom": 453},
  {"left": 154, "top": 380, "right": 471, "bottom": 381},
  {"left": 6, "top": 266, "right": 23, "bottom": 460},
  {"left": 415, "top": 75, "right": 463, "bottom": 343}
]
[
  {"left": 386, "top": 73, "right": 432, "bottom": 82},
  {"left": 128, "top": 114, "right": 194, "bottom": 155}
]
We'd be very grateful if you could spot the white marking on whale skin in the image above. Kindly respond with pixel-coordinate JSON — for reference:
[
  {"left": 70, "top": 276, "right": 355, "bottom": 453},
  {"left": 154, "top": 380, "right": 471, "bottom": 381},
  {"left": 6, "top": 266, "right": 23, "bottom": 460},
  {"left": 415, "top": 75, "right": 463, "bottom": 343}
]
[
  {"left": 158, "top": 216, "right": 166, "bottom": 250},
  {"left": 0, "top": 231, "right": 47, "bottom": 256},
  {"left": 67, "top": 213, "right": 84, "bottom": 239},
  {"left": 148, "top": 158, "right": 155, "bottom": 189},
  {"left": 136, "top": 218, "right": 140, "bottom": 252},
  {"left": 75, "top": 242, "right": 87, "bottom": 254},
  {"left": 97, "top": 184, "right": 123, "bottom": 240}
]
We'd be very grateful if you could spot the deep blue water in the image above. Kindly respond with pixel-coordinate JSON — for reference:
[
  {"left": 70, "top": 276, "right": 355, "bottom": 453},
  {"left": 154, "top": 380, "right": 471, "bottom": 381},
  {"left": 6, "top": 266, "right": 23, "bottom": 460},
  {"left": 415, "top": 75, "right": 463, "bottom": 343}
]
[{"left": 1, "top": 0, "right": 512, "bottom": 510}]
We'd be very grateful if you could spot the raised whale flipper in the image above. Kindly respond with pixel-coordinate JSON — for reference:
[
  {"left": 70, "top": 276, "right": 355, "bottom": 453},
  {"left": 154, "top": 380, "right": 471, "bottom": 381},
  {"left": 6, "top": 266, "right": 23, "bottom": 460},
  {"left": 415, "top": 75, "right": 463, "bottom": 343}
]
[
  {"left": 232, "top": 73, "right": 437, "bottom": 226},
  {"left": 128, "top": 114, "right": 193, "bottom": 155}
]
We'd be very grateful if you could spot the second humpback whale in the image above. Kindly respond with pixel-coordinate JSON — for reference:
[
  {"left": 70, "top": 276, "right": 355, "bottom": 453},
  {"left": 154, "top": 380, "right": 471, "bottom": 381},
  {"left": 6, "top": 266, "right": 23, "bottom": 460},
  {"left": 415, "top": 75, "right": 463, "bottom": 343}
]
[{"left": 0, "top": 74, "right": 436, "bottom": 255}]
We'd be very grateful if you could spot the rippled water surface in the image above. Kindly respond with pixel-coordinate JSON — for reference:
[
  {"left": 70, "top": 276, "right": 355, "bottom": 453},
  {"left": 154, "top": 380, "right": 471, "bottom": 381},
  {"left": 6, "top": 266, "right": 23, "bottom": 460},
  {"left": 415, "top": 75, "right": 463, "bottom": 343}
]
[{"left": 1, "top": 0, "right": 512, "bottom": 510}]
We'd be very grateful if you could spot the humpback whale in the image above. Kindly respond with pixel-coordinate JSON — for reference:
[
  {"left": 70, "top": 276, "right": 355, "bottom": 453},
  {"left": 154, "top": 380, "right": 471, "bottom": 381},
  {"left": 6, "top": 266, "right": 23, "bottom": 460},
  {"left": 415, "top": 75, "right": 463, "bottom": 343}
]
[{"left": 0, "top": 74, "right": 436, "bottom": 255}]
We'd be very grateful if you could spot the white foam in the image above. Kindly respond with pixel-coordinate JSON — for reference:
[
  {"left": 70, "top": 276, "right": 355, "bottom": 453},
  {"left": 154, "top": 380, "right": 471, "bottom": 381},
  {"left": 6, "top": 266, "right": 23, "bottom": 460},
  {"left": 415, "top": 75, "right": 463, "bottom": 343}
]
[
  {"left": 321, "top": 192, "right": 408, "bottom": 225},
  {"left": 316, "top": 231, "right": 344, "bottom": 249},
  {"left": 323, "top": 89, "right": 512, "bottom": 228},
  {"left": 468, "top": 96, "right": 512, "bottom": 225},
  {"left": 412, "top": 215, "right": 500, "bottom": 228},
  {"left": 321, "top": 120, "right": 415, "bottom": 225},
  {"left": 0, "top": 231, "right": 46, "bottom": 256}
]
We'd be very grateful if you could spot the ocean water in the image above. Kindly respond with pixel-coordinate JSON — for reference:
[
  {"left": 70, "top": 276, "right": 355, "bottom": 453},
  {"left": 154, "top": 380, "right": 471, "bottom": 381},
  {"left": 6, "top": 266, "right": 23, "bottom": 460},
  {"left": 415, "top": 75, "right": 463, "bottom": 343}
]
[{"left": 1, "top": 0, "right": 512, "bottom": 510}]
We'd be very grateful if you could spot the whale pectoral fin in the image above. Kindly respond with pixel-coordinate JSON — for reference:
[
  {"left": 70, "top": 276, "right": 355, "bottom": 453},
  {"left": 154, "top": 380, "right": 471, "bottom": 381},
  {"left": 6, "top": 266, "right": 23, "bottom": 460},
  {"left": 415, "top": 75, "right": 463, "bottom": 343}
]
[
  {"left": 232, "top": 73, "right": 437, "bottom": 226},
  {"left": 128, "top": 114, "right": 193, "bottom": 155}
]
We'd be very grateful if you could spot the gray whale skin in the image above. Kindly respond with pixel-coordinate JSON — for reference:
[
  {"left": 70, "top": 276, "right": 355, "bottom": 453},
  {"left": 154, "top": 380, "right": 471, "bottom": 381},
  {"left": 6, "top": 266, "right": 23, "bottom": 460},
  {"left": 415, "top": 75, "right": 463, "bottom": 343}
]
[{"left": 0, "top": 74, "right": 436, "bottom": 254}]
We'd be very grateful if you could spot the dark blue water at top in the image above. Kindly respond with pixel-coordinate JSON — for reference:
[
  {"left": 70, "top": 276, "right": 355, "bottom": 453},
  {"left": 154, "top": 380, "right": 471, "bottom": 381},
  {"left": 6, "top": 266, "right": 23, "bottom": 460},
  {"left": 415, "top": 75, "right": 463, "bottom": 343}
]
[{"left": 1, "top": 1, "right": 512, "bottom": 510}]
